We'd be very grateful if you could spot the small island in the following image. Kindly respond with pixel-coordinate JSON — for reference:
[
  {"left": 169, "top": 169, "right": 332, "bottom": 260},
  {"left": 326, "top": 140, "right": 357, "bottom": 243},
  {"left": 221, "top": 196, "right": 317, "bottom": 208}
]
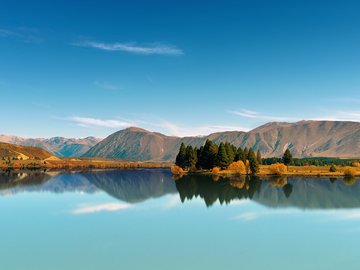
[{"left": 171, "top": 140, "right": 360, "bottom": 178}]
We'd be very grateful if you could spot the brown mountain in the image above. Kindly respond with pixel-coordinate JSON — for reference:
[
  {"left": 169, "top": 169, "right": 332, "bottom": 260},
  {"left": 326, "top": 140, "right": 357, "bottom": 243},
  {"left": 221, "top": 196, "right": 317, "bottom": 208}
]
[
  {"left": 83, "top": 120, "right": 360, "bottom": 161},
  {"left": 0, "top": 135, "right": 101, "bottom": 157},
  {"left": 0, "top": 142, "right": 56, "bottom": 160}
]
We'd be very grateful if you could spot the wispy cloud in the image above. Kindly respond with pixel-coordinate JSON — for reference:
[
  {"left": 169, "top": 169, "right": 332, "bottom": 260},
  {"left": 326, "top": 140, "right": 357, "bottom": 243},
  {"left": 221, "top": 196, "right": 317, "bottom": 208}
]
[
  {"left": 311, "top": 111, "right": 360, "bottom": 122},
  {"left": 68, "top": 116, "right": 134, "bottom": 129},
  {"left": 0, "top": 27, "right": 43, "bottom": 43},
  {"left": 64, "top": 115, "right": 250, "bottom": 135},
  {"left": 229, "top": 109, "right": 296, "bottom": 122},
  {"left": 73, "top": 40, "right": 183, "bottom": 55},
  {"left": 72, "top": 203, "right": 131, "bottom": 215},
  {"left": 94, "top": 80, "right": 119, "bottom": 90},
  {"left": 148, "top": 120, "right": 250, "bottom": 137}
]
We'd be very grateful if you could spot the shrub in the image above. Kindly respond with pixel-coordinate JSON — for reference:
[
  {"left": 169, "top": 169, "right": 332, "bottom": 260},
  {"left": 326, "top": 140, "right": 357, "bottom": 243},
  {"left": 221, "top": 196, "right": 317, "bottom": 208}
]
[
  {"left": 269, "top": 163, "right": 287, "bottom": 175},
  {"left": 227, "top": 160, "right": 246, "bottom": 174},
  {"left": 344, "top": 167, "right": 356, "bottom": 177},
  {"left": 352, "top": 161, "right": 360, "bottom": 167},
  {"left": 171, "top": 165, "right": 184, "bottom": 175},
  {"left": 211, "top": 167, "right": 221, "bottom": 175},
  {"left": 329, "top": 164, "right": 337, "bottom": 172}
]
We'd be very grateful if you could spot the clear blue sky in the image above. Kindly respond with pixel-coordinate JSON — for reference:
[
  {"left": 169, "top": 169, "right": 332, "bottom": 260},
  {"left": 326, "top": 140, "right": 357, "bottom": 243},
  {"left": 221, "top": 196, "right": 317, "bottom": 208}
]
[{"left": 1, "top": 0, "right": 360, "bottom": 138}]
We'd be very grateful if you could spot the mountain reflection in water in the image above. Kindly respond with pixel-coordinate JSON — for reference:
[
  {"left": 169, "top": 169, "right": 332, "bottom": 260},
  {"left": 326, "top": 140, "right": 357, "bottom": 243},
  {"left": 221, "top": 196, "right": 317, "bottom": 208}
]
[{"left": 0, "top": 169, "right": 359, "bottom": 209}]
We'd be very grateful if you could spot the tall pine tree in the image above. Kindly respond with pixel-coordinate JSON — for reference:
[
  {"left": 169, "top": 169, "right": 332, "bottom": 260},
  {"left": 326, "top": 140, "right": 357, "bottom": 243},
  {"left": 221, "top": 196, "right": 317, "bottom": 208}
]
[
  {"left": 256, "top": 150, "right": 262, "bottom": 165},
  {"left": 201, "top": 139, "right": 218, "bottom": 169},
  {"left": 225, "top": 142, "right": 235, "bottom": 163},
  {"left": 216, "top": 142, "right": 229, "bottom": 169},
  {"left": 175, "top": 143, "right": 186, "bottom": 168},
  {"left": 248, "top": 148, "right": 259, "bottom": 174},
  {"left": 282, "top": 148, "right": 293, "bottom": 165}
]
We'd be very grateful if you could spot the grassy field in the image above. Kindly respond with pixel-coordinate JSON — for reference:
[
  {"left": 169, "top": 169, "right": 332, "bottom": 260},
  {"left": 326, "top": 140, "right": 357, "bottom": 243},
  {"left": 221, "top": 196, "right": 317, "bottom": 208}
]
[{"left": 0, "top": 157, "right": 171, "bottom": 171}]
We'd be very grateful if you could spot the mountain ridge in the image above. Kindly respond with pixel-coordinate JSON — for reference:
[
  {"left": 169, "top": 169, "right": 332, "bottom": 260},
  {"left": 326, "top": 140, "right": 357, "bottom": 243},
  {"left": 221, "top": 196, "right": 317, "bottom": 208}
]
[
  {"left": 83, "top": 120, "right": 360, "bottom": 161},
  {"left": 0, "top": 135, "right": 102, "bottom": 157}
]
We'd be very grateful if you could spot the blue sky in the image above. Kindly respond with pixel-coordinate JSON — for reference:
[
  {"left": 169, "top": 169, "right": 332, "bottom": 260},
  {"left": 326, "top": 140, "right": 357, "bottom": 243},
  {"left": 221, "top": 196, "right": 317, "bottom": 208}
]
[{"left": 1, "top": 0, "right": 360, "bottom": 138}]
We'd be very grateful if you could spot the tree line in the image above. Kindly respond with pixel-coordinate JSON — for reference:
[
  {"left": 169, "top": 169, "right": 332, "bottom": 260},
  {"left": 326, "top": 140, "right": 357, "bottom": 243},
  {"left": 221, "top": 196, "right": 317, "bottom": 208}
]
[{"left": 175, "top": 139, "right": 263, "bottom": 174}]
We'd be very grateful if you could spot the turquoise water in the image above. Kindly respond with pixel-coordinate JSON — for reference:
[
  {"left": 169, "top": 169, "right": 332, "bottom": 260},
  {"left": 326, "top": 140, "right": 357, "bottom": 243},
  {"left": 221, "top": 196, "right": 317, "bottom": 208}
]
[{"left": 0, "top": 169, "right": 359, "bottom": 270}]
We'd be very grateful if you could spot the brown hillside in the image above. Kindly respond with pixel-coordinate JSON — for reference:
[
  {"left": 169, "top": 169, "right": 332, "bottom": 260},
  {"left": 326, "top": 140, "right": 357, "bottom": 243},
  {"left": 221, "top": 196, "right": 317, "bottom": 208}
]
[{"left": 0, "top": 142, "right": 55, "bottom": 160}]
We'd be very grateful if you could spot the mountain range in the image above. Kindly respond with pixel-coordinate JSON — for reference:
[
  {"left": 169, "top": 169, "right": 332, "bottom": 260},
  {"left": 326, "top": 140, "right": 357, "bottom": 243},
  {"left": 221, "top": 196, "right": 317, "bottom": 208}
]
[
  {"left": 0, "top": 135, "right": 101, "bottom": 157},
  {"left": 83, "top": 120, "right": 360, "bottom": 161},
  {"left": 1, "top": 120, "right": 359, "bottom": 160}
]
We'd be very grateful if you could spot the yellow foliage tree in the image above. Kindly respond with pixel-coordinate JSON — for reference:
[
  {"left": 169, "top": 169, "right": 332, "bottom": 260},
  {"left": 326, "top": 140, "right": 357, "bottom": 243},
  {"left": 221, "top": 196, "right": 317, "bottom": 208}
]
[
  {"left": 171, "top": 164, "right": 184, "bottom": 175},
  {"left": 344, "top": 167, "right": 356, "bottom": 177},
  {"left": 227, "top": 160, "right": 246, "bottom": 174},
  {"left": 351, "top": 161, "right": 360, "bottom": 167},
  {"left": 212, "top": 167, "right": 221, "bottom": 175},
  {"left": 269, "top": 163, "right": 287, "bottom": 175}
]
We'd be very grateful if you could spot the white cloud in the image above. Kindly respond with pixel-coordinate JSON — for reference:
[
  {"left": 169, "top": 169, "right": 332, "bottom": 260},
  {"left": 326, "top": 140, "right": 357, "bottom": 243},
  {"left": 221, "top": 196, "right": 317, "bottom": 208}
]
[
  {"left": 0, "top": 28, "right": 42, "bottom": 43},
  {"left": 72, "top": 202, "right": 131, "bottom": 215},
  {"left": 147, "top": 120, "right": 250, "bottom": 137},
  {"left": 74, "top": 40, "right": 183, "bottom": 55},
  {"left": 311, "top": 111, "right": 360, "bottom": 122},
  {"left": 94, "top": 80, "right": 119, "bottom": 90},
  {"left": 229, "top": 109, "right": 296, "bottom": 122},
  {"left": 69, "top": 116, "right": 134, "bottom": 129}
]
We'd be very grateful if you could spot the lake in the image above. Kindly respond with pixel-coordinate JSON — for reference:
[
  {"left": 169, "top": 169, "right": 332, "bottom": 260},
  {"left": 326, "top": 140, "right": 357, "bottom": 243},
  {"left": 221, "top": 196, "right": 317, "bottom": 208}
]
[{"left": 0, "top": 169, "right": 359, "bottom": 270}]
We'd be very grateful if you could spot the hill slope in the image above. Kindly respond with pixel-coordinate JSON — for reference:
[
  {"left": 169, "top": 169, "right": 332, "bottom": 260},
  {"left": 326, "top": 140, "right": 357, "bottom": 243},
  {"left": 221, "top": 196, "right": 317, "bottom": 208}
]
[
  {"left": 0, "top": 142, "right": 55, "bottom": 160},
  {"left": 0, "top": 135, "right": 101, "bottom": 157},
  {"left": 83, "top": 121, "right": 360, "bottom": 161}
]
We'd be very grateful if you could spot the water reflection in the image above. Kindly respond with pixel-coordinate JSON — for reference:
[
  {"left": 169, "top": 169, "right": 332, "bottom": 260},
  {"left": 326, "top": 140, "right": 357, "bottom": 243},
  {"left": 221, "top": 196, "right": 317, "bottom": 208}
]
[{"left": 0, "top": 170, "right": 359, "bottom": 209}]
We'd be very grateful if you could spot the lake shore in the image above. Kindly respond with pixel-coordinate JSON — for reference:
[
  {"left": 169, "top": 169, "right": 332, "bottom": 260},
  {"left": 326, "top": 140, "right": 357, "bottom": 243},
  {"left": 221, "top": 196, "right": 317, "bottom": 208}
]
[
  {"left": 0, "top": 157, "right": 171, "bottom": 171},
  {"left": 172, "top": 165, "right": 360, "bottom": 177}
]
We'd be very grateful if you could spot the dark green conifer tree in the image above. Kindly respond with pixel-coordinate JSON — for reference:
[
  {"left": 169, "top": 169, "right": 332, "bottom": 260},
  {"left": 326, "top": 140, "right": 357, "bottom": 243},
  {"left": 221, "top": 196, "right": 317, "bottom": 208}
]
[
  {"left": 282, "top": 148, "right": 293, "bottom": 165},
  {"left": 225, "top": 142, "right": 235, "bottom": 164},
  {"left": 243, "top": 147, "right": 249, "bottom": 161},
  {"left": 236, "top": 147, "right": 245, "bottom": 162},
  {"left": 216, "top": 142, "right": 229, "bottom": 169},
  {"left": 248, "top": 148, "right": 259, "bottom": 174},
  {"left": 256, "top": 150, "right": 262, "bottom": 165},
  {"left": 175, "top": 143, "right": 187, "bottom": 168},
  {"left": 201, "top": 139, "right": 218, "bottom": 169},
  {"left": 185, "top": 145, "right": 197, "bottom": 170}
]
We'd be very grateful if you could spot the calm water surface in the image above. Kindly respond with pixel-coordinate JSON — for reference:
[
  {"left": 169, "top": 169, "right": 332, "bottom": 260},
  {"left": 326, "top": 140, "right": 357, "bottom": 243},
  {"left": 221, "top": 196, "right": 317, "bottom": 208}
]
[{"left": 0, "top": 169, "right": 359, "bottom": 270}]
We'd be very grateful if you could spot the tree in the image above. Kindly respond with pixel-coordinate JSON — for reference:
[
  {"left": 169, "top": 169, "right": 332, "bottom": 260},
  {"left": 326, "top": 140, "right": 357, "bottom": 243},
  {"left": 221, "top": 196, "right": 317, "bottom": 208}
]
[
  {"left": 282, "top": 148, "right": 293, "bottom": 166},
  {"left": 201, "top": 139, "right": 218, "bottom": 169},
  {"left": 256, "top": 150, "right": 262, "bottom": 165},
  {"left": 236, "top": 147, "right": 245, "bottom": 162},
  {"left": 247, "top": 148, "right": 259, "bottom": 174},
  {"left": 329, "top": 164, "right": 337, "bottom": 172},
  {"left": 175, "top": 143, "right": 186, "bottom": 168},
  {"left": 225, "top": 142, "right": 235, "bottom": 163},
  {"left": 216, "top": 143, "right": 229, "bottom": 169},
  {"left": 243, "top": 147, "right": 249, "bottom": 161},
  {"left": 185, "top": 145, "right": 197, "bottom": 170}
]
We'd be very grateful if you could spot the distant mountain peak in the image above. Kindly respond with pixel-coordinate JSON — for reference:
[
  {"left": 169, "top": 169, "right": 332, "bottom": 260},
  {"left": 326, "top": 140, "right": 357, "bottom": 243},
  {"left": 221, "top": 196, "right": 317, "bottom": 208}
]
[{"left": 123, "top": 127, "right": 150, "bottom": 133}]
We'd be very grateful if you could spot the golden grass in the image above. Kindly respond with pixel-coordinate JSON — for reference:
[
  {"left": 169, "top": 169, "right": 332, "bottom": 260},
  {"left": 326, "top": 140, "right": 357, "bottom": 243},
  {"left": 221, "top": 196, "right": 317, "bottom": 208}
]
[{"left": 1, "top": 158, "right": 171, "bottom": 171}]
